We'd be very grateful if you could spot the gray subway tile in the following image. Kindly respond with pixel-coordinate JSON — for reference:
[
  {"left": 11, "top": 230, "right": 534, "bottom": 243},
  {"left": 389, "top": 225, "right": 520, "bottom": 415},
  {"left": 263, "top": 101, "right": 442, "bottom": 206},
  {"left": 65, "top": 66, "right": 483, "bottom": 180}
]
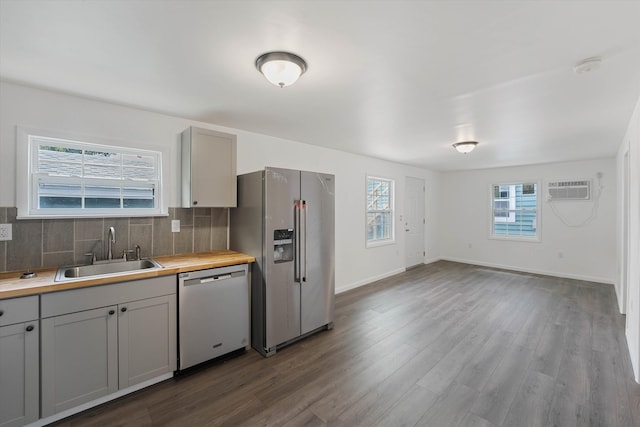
[
  {"left": 194, "top": 207, "right": 211, "bottom": 217},
  {"left": 211, "top": 208, "right": 228, "bottom": 249},
  {"left": 43, "top": 251, "right": 75, "bottom": 268},
  {"left": 75, "top": 218, "right": 104, "bottom": 240},
  {"left": 130, "top": 224, "right": 153, "bottom": 258},
  {"left": 43, "top": 219, "right": 74, "bottom": 252},
  {"left": 174, "top": 208, "right": 194, "bottom": 226},
  {"left": 153, "top": 216, "right": 173, "bottom": 257},
  {"left": 7, "top": 207, "right": 17, "bottom": 222},
  {"left": 7, "top": 219, "right": 42, "bottom": 272},
  {"left": 0, "top": 242, "right": 5, "bottom": 272},
  {"left": 194, "top": 216, "right": 212, "bottom": 252},
  {"left": 74, "top": 239, "right": 103, "bottom": 265},
  {"left": 130, "top": 217, "right": 153, "bottom": 225},
  {"left": 174, "top": 225, "right": 194, "bottom": 255},
  {"left": 0, "top": 206, "right": 231, "bottom": 272}
]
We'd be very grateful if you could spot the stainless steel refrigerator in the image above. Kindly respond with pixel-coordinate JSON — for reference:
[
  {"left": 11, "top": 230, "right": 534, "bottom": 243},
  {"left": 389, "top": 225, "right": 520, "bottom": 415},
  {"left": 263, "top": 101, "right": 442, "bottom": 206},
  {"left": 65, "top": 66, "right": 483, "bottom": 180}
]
[{"left": 230, "top": 167, "right": 335, "bottom": 357}]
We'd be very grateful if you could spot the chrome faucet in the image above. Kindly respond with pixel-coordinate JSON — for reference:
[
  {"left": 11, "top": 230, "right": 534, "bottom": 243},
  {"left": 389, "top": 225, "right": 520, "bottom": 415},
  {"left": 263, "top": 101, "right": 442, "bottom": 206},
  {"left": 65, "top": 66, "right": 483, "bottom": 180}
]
[{"left": 107, "top": 226, "right": 116, "bottom": 260}]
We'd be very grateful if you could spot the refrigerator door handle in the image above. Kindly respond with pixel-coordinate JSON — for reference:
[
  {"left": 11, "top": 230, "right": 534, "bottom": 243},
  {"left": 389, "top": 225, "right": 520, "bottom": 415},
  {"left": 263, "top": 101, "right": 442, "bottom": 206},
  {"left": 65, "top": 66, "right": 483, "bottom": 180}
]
[
  {"left": 294, "top": 200, "right": 301, "bottom": 283},
  {"left": 302, "top": 200, "right": 307, "bottom": 282}
]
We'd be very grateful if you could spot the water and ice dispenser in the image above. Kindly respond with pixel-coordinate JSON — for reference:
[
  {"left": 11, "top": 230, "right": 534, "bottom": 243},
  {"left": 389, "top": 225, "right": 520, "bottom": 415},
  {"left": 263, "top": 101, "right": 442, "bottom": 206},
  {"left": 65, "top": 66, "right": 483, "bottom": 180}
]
[{"left": 273, "top": 229, "right": 294, "bottom": 263}]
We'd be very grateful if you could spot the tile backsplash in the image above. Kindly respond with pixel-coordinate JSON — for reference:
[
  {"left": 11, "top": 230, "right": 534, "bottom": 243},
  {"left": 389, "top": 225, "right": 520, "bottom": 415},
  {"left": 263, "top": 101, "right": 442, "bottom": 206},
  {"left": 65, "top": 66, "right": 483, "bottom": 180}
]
[{"left": 0, "top": 207, "right": 228, "bottom": 273}]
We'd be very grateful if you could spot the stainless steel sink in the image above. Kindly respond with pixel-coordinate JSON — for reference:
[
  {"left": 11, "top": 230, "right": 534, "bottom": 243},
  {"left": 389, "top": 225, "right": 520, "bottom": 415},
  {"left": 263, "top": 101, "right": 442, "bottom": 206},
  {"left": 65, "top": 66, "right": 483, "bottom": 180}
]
[{"left": 55, "top": 259, "right": 164, "bottom": 282}]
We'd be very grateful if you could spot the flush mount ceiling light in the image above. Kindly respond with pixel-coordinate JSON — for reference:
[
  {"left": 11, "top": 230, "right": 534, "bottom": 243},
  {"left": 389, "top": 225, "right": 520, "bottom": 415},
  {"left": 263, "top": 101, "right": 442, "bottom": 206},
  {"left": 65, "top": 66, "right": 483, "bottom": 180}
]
[
  {"left": 452, "top": 141, "right": 478, "bottom": 154},
  {"left": 573, "top": 56, "right": 602, "bottom": 74},
  {"left": 255, "top": 51, "right": 307, "bottom": 88}
]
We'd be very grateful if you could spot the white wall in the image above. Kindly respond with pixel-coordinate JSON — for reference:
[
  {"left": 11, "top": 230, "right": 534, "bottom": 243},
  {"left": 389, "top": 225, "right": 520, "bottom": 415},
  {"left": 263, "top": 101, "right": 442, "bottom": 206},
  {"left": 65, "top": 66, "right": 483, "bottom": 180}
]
[
  {"left": 616, "top": 97, "right": 640, "bottom": 383},
  {"left": 439, "top": 159, "right": 617, "bottom": 284},
  {"left": 0, "top": 81, "right": 440, "bottom": 293}
]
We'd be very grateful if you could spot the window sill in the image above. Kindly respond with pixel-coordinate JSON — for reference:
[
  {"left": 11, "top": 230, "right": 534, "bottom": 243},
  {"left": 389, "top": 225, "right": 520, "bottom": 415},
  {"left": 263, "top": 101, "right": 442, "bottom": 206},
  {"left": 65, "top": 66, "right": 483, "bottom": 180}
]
[
  {"left": 489, "top": 235, "right": 541, "bottom": 243},
  {"left": 366, "top": 239, "right": 396, "bottom": 249},
  {"left": 17, "top": 211, "right": 169, "bottom": 220}
]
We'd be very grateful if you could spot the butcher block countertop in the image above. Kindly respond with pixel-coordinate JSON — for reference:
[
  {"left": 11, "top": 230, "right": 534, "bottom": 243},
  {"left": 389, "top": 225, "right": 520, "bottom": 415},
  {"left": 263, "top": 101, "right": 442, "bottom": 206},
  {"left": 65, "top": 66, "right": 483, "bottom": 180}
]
[{"left": 0, "top": 250, "right": 255, "bottom": 300}]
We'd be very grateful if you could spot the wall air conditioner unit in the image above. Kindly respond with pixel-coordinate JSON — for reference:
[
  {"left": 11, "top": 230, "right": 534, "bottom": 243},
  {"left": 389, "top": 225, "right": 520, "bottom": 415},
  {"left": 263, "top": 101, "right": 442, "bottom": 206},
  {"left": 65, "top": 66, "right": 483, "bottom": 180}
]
[{"left": 547, "top": 180, "right": 591, "bottom": 200}]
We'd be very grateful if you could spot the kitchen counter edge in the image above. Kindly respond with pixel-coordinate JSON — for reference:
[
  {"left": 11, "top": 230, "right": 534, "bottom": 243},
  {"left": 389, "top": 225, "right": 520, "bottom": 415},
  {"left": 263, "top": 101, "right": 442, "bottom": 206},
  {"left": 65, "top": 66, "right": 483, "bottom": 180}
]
[{"left": 0, "top": 250, "right": 255, "bottom": 300}]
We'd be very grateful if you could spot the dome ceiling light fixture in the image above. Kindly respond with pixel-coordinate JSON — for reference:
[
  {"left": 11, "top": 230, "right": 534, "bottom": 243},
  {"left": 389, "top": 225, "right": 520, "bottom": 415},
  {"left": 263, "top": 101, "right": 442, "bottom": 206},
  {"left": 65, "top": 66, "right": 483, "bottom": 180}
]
[
  {"left": 452, "top": 141, "right": 478, "bottom": 154},
  {"left": 573, "top": 56, "right": 602, "bottom": 74},
  {"left": 255, "top": 51, "right": 307, "bottom": 88}
]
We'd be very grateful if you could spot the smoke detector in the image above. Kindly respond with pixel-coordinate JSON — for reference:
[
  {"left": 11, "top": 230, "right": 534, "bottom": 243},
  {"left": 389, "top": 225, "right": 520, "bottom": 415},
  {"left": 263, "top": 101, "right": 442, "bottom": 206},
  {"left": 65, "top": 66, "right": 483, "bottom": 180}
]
[{"left": 573, "top": 57, "right": 602, "bottom": 74}]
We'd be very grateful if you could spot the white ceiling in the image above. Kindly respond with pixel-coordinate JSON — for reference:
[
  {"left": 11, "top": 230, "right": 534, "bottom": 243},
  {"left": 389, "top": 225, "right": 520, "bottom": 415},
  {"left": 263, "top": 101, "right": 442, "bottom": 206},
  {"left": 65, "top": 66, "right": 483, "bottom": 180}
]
[{"left": 1, "top": 1, "right": 640, "bottom": 171}]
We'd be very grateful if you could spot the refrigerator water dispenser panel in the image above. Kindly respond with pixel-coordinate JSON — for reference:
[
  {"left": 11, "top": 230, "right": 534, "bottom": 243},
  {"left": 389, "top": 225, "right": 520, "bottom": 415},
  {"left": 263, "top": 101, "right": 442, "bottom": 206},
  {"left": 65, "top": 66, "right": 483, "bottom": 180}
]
[{"left": 274, "top": 229, "right": 294, "bottom": 263}]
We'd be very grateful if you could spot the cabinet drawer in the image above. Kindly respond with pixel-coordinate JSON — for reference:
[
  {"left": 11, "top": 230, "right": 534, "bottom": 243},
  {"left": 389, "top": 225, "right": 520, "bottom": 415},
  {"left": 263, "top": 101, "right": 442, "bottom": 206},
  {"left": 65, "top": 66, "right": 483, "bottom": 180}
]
[
  {"left": 42, "top": 275, "right": 176, "bottom": 318},
  {"left": 0, "top": 295, "right": 39, "bottom": 326}
]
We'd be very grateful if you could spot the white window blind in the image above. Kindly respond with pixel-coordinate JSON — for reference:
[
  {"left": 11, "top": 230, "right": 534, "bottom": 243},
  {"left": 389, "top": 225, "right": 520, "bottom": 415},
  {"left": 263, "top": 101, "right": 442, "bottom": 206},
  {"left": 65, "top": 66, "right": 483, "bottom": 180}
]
[
  {"left": 25, "top": 134, "right": 163, "bottom": 218},
  {"left": 491, "top": 182, "right": 539, "bottom": 240},
  {"left": 367, "top": 176, "right": 394, "bottom": 245}
]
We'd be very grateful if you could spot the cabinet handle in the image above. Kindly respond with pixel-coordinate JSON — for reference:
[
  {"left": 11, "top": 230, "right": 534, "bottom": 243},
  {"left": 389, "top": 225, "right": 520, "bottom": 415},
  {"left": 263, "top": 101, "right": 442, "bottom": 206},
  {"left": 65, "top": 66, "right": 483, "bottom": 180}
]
[
  {"left": 26, "top": 325, "right": 34, "bottom": 332},
  {"left": 108, "top": 310, "right": 115, "bottom": 315},
  {"left": 121, "top": 307, "right": 127, "bottom": 312}
]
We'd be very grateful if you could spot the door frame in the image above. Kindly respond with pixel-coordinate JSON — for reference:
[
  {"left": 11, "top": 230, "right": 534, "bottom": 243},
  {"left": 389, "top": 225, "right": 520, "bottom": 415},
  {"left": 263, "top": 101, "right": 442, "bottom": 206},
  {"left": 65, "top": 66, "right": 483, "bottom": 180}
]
[{"left": 404, "top": 176, "right": 425, "bottom": 269}]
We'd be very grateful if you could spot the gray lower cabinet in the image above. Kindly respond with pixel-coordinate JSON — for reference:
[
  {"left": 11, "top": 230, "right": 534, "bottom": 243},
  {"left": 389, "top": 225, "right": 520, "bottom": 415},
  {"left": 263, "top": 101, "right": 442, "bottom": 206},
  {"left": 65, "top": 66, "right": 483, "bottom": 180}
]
[
  {"left": 40, "top": 276, "right": 176, "bottom": 418},
  {"left": 0, "top": 296, "right": 39, "bottom": 427},
  {"left": 41, "top": 306, "right": 118, "bottom": 416},
  {"left": 118, "top": 295, "right": 176, "bottom": 388}
]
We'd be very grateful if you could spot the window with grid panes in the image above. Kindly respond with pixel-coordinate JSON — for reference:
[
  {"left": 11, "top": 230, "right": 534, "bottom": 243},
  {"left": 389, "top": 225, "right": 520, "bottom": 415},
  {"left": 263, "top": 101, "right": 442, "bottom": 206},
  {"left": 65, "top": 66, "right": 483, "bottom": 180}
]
[
  {"left": 21, "top": 133, "right": 163, "bottom": 218},
  {"left": 366, "top": 176, "right": 394, "bottom": 245},
  {"left": 491, "top": 182, "right": 539, "bottom": 240}
]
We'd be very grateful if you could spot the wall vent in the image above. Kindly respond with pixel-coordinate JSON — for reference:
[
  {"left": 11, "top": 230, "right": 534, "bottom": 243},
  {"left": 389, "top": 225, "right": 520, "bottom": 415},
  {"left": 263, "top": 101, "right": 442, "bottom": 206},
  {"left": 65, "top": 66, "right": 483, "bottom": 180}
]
[{"left": 547, "top": 180, "right": 591, "bottom": 200}]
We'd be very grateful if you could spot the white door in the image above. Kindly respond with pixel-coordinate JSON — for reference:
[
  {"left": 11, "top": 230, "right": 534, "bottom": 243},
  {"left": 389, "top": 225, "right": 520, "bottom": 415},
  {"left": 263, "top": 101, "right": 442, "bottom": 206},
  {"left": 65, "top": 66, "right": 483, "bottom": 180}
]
[{"left": 404, "top": 176, "right": 425, "bottom": 269}]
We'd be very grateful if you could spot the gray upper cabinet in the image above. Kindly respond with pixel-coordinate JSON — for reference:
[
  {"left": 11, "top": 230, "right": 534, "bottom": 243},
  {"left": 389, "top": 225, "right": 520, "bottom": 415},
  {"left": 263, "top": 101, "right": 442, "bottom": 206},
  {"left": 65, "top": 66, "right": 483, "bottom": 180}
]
[{"left": 181, "top": 127, "right": 237, "bottom": 208}]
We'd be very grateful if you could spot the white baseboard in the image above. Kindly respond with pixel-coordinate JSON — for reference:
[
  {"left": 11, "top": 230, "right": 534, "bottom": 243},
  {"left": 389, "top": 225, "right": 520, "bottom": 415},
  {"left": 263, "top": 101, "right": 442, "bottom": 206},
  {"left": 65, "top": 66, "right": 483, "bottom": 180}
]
[
  {"left": 439, "top": 256, "right": 614, "bottom": 285},
  {"left": 336, "top": 267, "right": 405, "bottom": 294},
  {"left": 335, "top": 256, "right": 613, "bottom": 295}
]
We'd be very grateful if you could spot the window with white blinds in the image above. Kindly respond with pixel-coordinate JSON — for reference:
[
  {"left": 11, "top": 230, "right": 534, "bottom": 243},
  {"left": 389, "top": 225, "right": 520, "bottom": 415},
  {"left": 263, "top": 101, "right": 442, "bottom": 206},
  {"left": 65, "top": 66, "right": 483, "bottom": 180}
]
[
  {"left": 22, "top": 133, "right": 163, "bottom": 218},
  {"left": 491, "top": 182, "right": 539, "bottom": 240},
  {"left": 366, "top": 176, "right": 395, "bottom": 246}
]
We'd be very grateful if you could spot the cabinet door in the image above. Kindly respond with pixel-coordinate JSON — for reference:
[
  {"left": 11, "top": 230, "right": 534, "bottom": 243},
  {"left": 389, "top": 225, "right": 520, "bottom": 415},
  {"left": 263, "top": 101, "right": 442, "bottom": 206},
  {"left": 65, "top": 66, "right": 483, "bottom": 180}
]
[
  {"left": 182, "top": 127, "right": 237, "bottom": 207},
  {"left": 118, "top": 295, "right": 176, "bottom": 388},
  {"left": 41, "top": 306, "right": 118, "bottom": 417},
  {"left": 0, "top": 322, "right": 39, "bottom": 427}
]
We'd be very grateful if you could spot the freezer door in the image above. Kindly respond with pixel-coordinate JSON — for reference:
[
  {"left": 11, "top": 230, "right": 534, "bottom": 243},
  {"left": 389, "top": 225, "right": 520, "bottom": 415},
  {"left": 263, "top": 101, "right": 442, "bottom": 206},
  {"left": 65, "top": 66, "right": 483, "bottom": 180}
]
[
  {"left": 300, "top": 171, "right": 335, "bottom": 335},
  {"left": 264, "top": 167, "right": 301, "bottom": 349}
]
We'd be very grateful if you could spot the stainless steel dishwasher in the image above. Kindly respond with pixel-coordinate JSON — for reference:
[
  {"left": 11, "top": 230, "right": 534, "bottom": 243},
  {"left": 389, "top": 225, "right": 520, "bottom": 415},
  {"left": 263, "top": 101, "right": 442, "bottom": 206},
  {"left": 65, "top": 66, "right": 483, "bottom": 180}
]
[{"left": 178, "top": 264, "right": 249, "bottom": 370}]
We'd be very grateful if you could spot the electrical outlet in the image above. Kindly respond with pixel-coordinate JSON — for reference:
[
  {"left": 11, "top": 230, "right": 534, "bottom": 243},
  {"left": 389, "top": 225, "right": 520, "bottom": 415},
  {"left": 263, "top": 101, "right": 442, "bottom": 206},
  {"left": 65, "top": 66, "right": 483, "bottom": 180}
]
[
  {"left": 0, "top": 224, "right": 12, "bottom": 241},
  {"left": 171, "top": 220, "right": 180, "bottom": 233}
]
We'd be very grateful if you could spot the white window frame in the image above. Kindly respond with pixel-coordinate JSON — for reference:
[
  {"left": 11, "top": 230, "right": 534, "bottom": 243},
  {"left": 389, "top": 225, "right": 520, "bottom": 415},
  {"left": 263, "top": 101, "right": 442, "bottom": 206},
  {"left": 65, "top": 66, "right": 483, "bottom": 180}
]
[
  {"left": 494, "top": 185, "right": 516, "bottom": 223},
  {"left": 489, "top": 181, "right": 541, "bottom": 242},
  {"left": 16, "top": 127, "right": 165, "bottom": 219},
  {"left": 366, "top": 175, "right": 395, "bottom": 247}
]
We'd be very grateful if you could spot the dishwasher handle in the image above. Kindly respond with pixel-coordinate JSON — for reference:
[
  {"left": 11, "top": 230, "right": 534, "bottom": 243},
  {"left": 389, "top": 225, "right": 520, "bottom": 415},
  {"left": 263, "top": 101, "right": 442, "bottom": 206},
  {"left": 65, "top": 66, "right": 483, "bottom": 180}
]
[{"left": 182, "top": 270, "right": 245, "bottom": 287}]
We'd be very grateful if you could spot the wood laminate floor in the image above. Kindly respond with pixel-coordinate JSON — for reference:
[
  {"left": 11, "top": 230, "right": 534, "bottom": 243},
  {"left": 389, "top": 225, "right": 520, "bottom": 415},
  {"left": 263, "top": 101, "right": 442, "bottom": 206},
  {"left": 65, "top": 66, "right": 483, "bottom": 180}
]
[{"left": 54, "top": 261, "right": 640, "bottom": 427}]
